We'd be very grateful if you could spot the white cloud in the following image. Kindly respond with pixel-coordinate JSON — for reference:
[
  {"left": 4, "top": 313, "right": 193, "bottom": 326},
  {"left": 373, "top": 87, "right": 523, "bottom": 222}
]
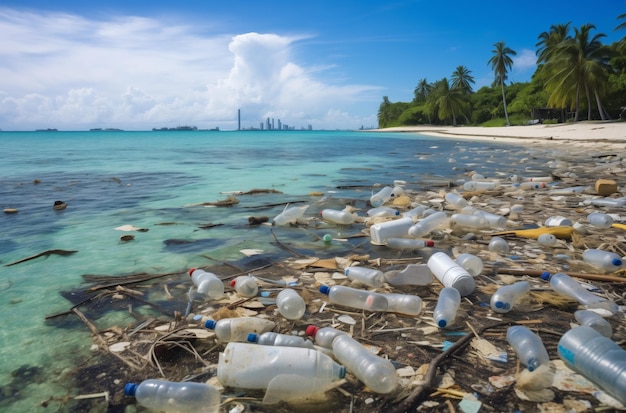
[
  {"left": 513, "top": 48, "right": 537, "bottom": 73},
  {"left": 0, "top": 8, "right": 380, "bottom": 130}
]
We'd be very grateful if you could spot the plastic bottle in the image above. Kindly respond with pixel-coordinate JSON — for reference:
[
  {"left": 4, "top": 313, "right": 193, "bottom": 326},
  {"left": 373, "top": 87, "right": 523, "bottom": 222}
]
[
  {"left": 383, "top": 263, "right": 433, "bottom": 286},
  {"left": 587, "top": 212, "right": 614, "bottom": 228},
  {"left": 557, "top": 326, "right": 626, "bottom": 405},
  {"left": 445, "top": 192, "right": 468, "bottom": 209},
  {"left": 367, "top": 206, "right": 400, "bottom": 217},
  {"left": 345, "top": 266, "right": 385, "bottom": 288},
  {"left": 381, "top": 293, "right": 422, "bottom": 316},
  {"left": 320, "top": 208, "right": 355, "bottom": 225},
  {"left": 518, "top": 181, "right": 547, "bottom": 190},
  {"left": 276, "top": 288, "right": 306, "bottom": 320},
  {"left": 369, "top": 216, "right": 414, "bottom": 245},
  {"left": 319, "top": 285, "right": 388, "bottom": 312},
  {"left": 230, "top": 275, "right": 258, "bottom": 298},
  {"left": 463, "top": 181, "right": 497, "bottom": 191},
  {"left": 273, "top": 204, "right": 309, "bottom": 226},
  {"left": 247, "top": 331, "right": 315, "bottom": 349},
  {"left": 305, "top": 325, "right": 347, "bottom": 349},
  {"left": 124, "top": 379, "right": 220, "bottom": 413},
  {"left": 370, "top": 186, "right": 394, "bottom": 207},
  {"left": 506, "top": 326, "right": 550, "bottom": 372},
  {"left": 582, "top": 249, "right": 623, "bottom": 272},
  {"left": 574, "top": 310, "right": 613, "bottom": 338},
  {"left": 545, "top": 216, "right": 573, "bottom": 227},
  {"left": 402, "top": 205, "right": 428, "bottom": 219},
  {"left": 523, "top": 176, "right": 553, "bottom": 183},
  {"left": 488, "top": 236, "right": 510, "bottom": 254},
  {"left": 433, "top": 287, "right": 461, "bottom": 328},
  {"left": 490, "top": 281, "right": 530, "bottom": 313},
  {"left": 472, "top": 209, "right": 508, "bottom": 229},
  {"left": 384, "top": 238, "right": 434, "bottom": 250},
  {"left": 455, "top": 253, "right": 483, "bottom": 277},
  {"left": 427, "top": 252, "right": 476, "bottom": 296},
  {"left": 330, "top": 334, "right": 397, "bottom": 394},
  {"left": 537, "top": 233, "right": 557, "bottom": 246},
  {"left": 589, "top": 197, "right": 626, "bottom": 207},
  {"left": 204, "top": 317, "right": 276, "bottom": 342},
  {"left": 408, "top": 211, "right": 449, "bottom": 238},
  {"left": 544, "top": 272, "right": 618, "bottom": 314},
  {"left": 392, "top": 185, "right": 405, "bottom": 197},
  {"left": 449, "top": 213, "right": 490, "bottom": 229},
  {"left": 217, "top": 342, "right": 345, "bottom": 390},
  {"left": 189, "top": 268, "right": 225, "bottom": 299}
]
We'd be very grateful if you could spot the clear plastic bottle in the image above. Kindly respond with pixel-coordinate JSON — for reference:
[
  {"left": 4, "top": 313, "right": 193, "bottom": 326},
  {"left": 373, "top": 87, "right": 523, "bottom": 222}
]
[
  {"left": 427, "top": 252, "right": 476, "bottom": 296},
  {"left": 381, "top": 293, "right": 422, "bottom": 316},
  {"left": 544, "top": 272, "right": 618, "bottom": 314},
  {"left": 408, "top": 211, "right": 449, "bottom": 238},
  {"left": 383, "top": 263, "right": 433, "bottom": 286},
  {"left": 472, "top": 209, "right": 508, "bottom": 229},
  {"left": 557, "top": 326, "right": 626, "bottom": 405},
  {"left": 433, "top": 287, "right": 461, "bottom": 328},
  {"left": 273, "top": 204, "right": 309, "bottom": 226},
  {"left": 330, "top": 334, "right": 397, "bottom": 394},
  {"left": 370, "top": 186, "right": 394, "bottom": 207},
  {"left": 204, "top": 317, "right": 276, "bottom": 342},
  {"left": 392, "top": 185, "right": 405, "bottom": 197},
  {"left": 445, "top": 192, "right": 468, "bottom": 209},
  {"left": 369, "top": 216, "right": 414, "bottom": 245},
  {"left": 276, "top": 288, "right": 306, "bottom": 320},
  {"left": 506, "top": 326, "right": 550, "bottom": 372},
  {"left": 189, "top": 268, "right": 225, "bottom": 299},
  {"left": 230, "top": 275, "right": 259, "bottom": 298},
  {"left": 463, "top": 180, "right": 497, "bottom": 191},
  {"left": 488, "top": 236, "right": 510, "bottom": 254},
  {"left": 455, "top": 253, "right": 483, "bottom": 277},
  {"left": 345, "top": 266, "right": 385, "bottom": 288},
  {"left": 589, "top": 197, "right": 626, "bottom": 207},
  {"left": 574, "top": 310, "right": 613, "bottom": 338},
  {"left": 218, "top": 342, "right": 345, "bottom": 390},
  {"left": 449, "top": 213, "right": 490, "bottom": 229},
  {"left": 518, "top": 181, "right": 547, "bottom": 190},
  {"left": 384, "top": 238, "right": 434, "bottom": 250},
  {"left": 582, "top": 249, "right": 623, "bottom": 272},
  {"left": 305, "top": 325, "right": 347, "bottom": 349},
  {"left": 367, "top": 206, "right": 400, "bottom": 217},
  {"left": 320, "top": 208, "right": 355, "bottom": 225},
  {"left": 587, "top": 212, "right": 614, "bottom": 228},
  {"left": 319, "top": 285, "right": 388, "bottom": 312},
  {"left": 545, "top": 215, "right": 573, "bottom": 227},
  {"left": 537, "top": 233, "right": 557, "bottom": 246},
  {"left": 124, "top": 379, "right": 220, "bottom": 413},
  {"left": 247, "top": 331, "right": 315, "bottom": 348},
  {"left": 490, "top": 281, "right": 530, "bottom": 313},
  {"left": 523, "top": 176, "right": 553, "bottom": 183}
]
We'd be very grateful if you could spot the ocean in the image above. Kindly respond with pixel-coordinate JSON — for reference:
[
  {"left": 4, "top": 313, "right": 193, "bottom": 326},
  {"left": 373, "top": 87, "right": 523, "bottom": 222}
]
[{"left": 0, "top": 130, "right": 557, "bottom": 411}]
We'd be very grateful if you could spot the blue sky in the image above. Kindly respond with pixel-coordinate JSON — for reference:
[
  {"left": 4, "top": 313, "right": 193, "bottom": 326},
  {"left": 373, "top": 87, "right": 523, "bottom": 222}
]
[{"left": 0, "top": 1, "right": 624, "bottom": 130}]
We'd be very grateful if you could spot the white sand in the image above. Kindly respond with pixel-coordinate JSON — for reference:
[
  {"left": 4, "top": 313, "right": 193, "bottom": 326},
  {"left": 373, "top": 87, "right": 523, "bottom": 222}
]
[{"left": 375, "top": 121, "right": 626, "bottom": 151}]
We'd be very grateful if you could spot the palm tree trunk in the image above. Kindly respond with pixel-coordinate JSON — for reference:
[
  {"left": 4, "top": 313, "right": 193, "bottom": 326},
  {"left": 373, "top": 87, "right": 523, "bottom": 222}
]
[
  {"left": 574, "top": 83, "right": 580, "bottom": 122},
  {"left": 594, "top": 90, "right": 610, "bottom": 120},
  {"left": 500, "top": 80, "right": 510, "bottom": 126},
  {"left": 585, "top": 83, "right": 592, "bottom": 121}
]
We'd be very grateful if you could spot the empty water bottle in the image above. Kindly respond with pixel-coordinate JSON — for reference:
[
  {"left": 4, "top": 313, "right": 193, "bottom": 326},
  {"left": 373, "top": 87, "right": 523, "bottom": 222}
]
[
  {"left": 463, "top": 180, "right": 497, "bottom": 191},
  {"left": 367, "top": 206, "right": 400, "bottom": 217},
  {"left": 204, "top": 317, "right": 276, "bottom": 342},
  {"left": 384, "top": 238, "right": 434, "bottom": 250},
  {"left": 537, "top": 233, "right": 557, "bottom": 246},
  {"left": 506, "top": 326, "right": 550, "bottom": 372},
  {"left": 319, "top": 285, "right": 388, "bottom": 312},
  {"left": 490, "top": 281, "right": 530, "bottom": 313},
  {"left": 433, "top": 287, "right": 461, "bottom": 328},
  {"left": 445, "top": 192, "right": 468, "bottom": 209},
  {"left": 247, "top": 331, "right": 315, "bottom": 348},
  {"left": 370, "top": 186, "right": 394, "bottom": 207},
  {"left": 383, "top": 263, "right": 433, "bottom": 286},
  {"left": 276, "top": 288, "right": 306, "bottom": 320},
  {"left": 455, "top": 253, "right": 483, "bottom": 277},
  {"left": 230, "top": 275, "right": 258, "bottom": 298},
  {"left": 582, "top": 249, "right": 623, "bottom": 273},
  {"left": 587, "top": 212, "right": 614, "bottom": 228},
  {"left": 124, "top": 379, "right": 220, "bottom": 413},
  {"left": 189, "top": 268, "right": 225, "bottom": 299},
  {"left": 369, "top": 216, "right": 414, "bottom": 245},
  {"left": 330, "top": 334, "right": 397, "bottom": 394},
  {"left": 427, "top": 252, "right": 476, "bottom": 296},
  {"left": 305, "top": 325, "right": 347, "bottom": 349},
  {"left": 488, "top": 236, "right": 510, "bottom": 254},
  {"left": 408, "top": 211, "right": 449, "bottom": 238},
  {"left": 344, "top": 266, "right": 383, "bottom": 287},
  {"left": 449, "top": 213, "right": 489, "bottom": 229},
  {"left": 574, "top": 310, "right": 613, "bottom": 338},
  {"left": 381, "top": 293, "right": 422, "bottom": 316},
  {"left": 320, "top": 208, "right": 355, "bottom": 225},
  {"left": 218, "top": 342, "right": 345, "bottom": 390},
  {"left": 545, "top": 215, "right": 573, "bottom": 227},
  {"left": 558, "top": 326, "right": 626, "bottom": 405},
  {"left": 543, "top": 272, "right": 618, "bottom": 314},
  {"left": 472, "top": 209, "right": 508, "bottom": 229},
  {"left": 273, "top": 204, "right": 309, "bottom": 226}
]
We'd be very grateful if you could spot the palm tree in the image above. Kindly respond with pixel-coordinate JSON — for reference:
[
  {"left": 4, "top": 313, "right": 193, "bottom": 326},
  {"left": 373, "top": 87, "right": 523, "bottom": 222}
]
[
  {"left": 616, "top": 5, "right": 626, "bottom": 52},
  {"left": 451, "top": 66, "right": 475, "bottom": 94},
  {"left": 413, "top": 78, "right": 432, "bottom": 103},
  {"left": 431, "top": 78, "right": 467, "bottom": 126},
  {"left": 488, "top": 41, "right": 517, "bottom": 126},
  {"left": 377, "top": 96, "right": 392, "bottom": 128},
  {"left": 536, "top": 23, "right": 571, "bottom": 64}
]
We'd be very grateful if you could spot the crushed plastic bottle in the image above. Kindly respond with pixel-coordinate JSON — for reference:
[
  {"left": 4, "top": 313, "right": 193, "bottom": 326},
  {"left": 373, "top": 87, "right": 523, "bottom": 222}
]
[
  {"left": 408, "top": 211, "right": 449, "bottom": 238},
  {"left": 383, "top": 263, "right": 433, "bottom": 286},
  {"left": 463, "top": 180, "right": 497, "bottom": 191},
  {"left": 230, "top": 275, "right": 259, "bottom": 298},
  {"left": 189, "top": 268, "right": 225, "bottom": 300},
  {"left": 247, "top": 331, "right": 315, "bottom": 348},
  {"left": 471, "top": 209, "right": 508, "bottom": 229},
  {"left": 204, "top": 317, "right": 276, "bottom": 342},
  {"left": 427, "top": 252, "right": 476, "bottom": 296},
  {"left": 273, "top": 204, "right": 309, "bottom": 226},
  {"left": 319, "top": 285, "right": 388, "bottom": 312},
  {"left": 574, "top": 310, "right": 613, "bottom": 338},
  {"left": 124, "top": 379, "right": 220, "bottom": 413},
  {"left": 345, "top": 266, "right": 385, "bottom": 288},
  {"left": 558, "top": 326, "right": 626, "bottom": 405},
  {"left": 543, "top": 272, "right": 619, "bottom": 315},
  {"left": 433, "top": 287, "right": 461, "bottom": 328},
  {"left": 455, "top": 253, "right": 483, "bottom": 277},
  {"left": 506, "top": 325, "right": 550, "bottom": 372},
  {"left": 320, "top": 208, "right": 355, "bottom": 225},
  {"left": 276, "top": 288, "right": 306, "bottom": 320},
  {"left": 582, "top": 249, "right": 623, "bottom": 273},
  {"left": 490, "top": 281, "right": 530, "bottom": 313}
]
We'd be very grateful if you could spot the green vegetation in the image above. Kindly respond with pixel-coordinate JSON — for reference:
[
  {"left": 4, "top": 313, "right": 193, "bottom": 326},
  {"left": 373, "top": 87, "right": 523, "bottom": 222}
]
[{"left": 377, "top": 11, "right": 626, "bottom": 128}]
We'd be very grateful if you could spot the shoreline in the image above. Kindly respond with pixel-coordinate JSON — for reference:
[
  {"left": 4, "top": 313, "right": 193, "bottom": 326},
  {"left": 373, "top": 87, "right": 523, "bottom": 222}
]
[{"left": 373, "top": 121, "right": 626, "bottom": 151}]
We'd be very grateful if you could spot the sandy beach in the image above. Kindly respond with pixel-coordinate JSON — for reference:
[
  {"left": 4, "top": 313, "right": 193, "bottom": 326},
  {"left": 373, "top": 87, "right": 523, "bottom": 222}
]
[{"left": 375, "top": 121, "right": 626, "bottom": 152}]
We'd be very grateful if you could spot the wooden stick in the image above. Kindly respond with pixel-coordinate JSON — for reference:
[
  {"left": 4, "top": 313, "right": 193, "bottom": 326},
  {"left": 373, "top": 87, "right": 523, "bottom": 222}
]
[{"left": 492, "top": 267, "right": 626, "bottom": 283}]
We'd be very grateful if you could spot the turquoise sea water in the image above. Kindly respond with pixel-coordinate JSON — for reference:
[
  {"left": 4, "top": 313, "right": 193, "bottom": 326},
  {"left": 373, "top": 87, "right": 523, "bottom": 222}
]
[{"left": 0, "top": 130, "right": 556, "bottom": 411}]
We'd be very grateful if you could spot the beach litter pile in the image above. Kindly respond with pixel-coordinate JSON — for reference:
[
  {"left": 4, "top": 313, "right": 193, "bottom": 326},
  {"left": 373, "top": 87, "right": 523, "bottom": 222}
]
[{"left": 43, "top": 148, "right": 626, "bottom": 412}]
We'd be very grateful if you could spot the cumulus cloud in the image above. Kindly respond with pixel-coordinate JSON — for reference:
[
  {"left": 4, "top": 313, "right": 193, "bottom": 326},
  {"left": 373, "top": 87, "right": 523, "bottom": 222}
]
[
  {"left": 0, "top": 8, "right": 380, "bottom": 130},
  {"left": 513, "top": 48, "right": 537, "bottom": 73}
]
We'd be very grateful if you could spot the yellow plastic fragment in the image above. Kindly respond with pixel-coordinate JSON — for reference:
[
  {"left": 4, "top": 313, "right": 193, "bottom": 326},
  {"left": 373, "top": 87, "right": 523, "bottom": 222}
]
[
  {"left": 491, "top": 226, "right": 575, "bottom": 240},
  {"left": 611, "top": 223, "right": 626, "bottom": 230}
]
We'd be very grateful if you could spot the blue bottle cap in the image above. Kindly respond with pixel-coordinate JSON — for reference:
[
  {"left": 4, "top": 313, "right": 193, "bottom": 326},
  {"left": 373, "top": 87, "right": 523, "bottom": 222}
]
[
  {"left": 205, "top": 319, "right": 216, "bottom": 329},
  {"left": 540, "top": 271, "right": 551, "bottom": 281},
  {"left": 339, "top": 366, "right": 346, "bottom": 379},
  {"left": 124, "top": 383, "right": 138, "bottom": 396},
  {"left": 438, "top": 319, "right": 447, "bottom": 328},
  {"left": 495, "top": 301, "right": 504, "bottom": 309},
  {"left": 247, "top": 333, "right": 258, "bottom": 343},
  {"left": 319, "top": 285, "right": 330, "bottom": 295},
  {"left": 612, "top": 258, "right": 622, "bottom": 266}
]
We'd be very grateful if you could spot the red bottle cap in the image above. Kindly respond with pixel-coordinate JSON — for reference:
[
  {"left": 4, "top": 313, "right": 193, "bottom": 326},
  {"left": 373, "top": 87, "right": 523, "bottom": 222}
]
[
  {"left": 426, "top": 240, "right": 435, "bottom": 247},
  {"left": 305, "top": 325, "right": 319, "bottom": 337},
  {"left": 188, "top": 268, "right": 197, "bottom": 277}
]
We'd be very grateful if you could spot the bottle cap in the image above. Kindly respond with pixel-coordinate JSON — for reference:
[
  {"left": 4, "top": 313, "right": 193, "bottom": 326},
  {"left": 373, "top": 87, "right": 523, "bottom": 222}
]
[
  {"left": 230, "top": 279, "right": 237, "bottom": 287},
  {"left": 124, "top": 383, "right": 138, "bottom": 396},
  {"left": 319, "top": 285, "right": 330, "bottom": 295},
  {"left": 305, "top": 325, "right": 319, "bottom": 337},
  {"left": 339, "top": 366, "right": 346, "bottom": 379},
  {"left": 205, "top": 319, "right": 217, "bottom": 329},
  {"left": 540, "top": 271, "right": 551, "bottom": 281},
  {"left": 426, "top": 240, "right": 435, "bottom": 247},
  {"left": 247, "top": 333, "right": 258, "bottom": 342},
  {"left": 188, "top": 268, "right": 197, "bottom": 277},
  {"left": 437, "top": 319, "right": 447, "bottom": 328},
  {"left": 612, "top": 258, "right": 622, "bottom": 266},
  {"left": 495, "top": 301, "right": 505, "bottom": 309}
]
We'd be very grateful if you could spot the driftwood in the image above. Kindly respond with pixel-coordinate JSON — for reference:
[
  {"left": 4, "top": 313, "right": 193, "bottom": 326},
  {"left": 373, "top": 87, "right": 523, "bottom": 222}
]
[{"left": 5, "top": 249, "right": 78, "bottom": 266}]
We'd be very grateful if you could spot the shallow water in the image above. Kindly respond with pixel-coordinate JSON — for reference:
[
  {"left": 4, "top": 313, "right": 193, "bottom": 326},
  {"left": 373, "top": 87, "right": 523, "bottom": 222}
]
[{"left": 0, "top": 130, "right": 560, "bottom": 411}]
